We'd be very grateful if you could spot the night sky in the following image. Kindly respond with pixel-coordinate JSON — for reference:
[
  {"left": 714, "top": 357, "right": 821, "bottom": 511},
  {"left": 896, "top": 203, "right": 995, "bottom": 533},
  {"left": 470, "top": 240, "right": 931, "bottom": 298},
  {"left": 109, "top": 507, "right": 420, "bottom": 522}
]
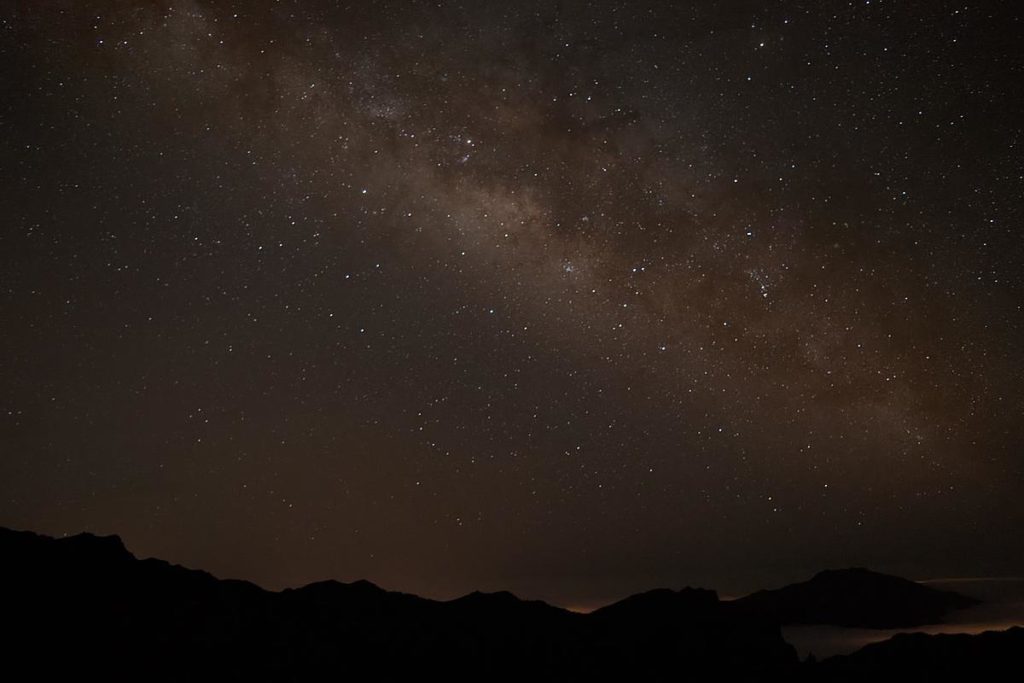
[{"left": 2, "top": 0, "right": 1023, "bottom": 609}]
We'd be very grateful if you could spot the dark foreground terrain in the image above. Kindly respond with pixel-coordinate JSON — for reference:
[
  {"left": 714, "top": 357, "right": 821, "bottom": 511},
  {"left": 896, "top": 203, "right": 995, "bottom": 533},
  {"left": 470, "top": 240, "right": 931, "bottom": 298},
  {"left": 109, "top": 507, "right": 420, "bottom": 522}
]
[{"left": 1, "top": 527, "right": 1019, "bottom": 681}]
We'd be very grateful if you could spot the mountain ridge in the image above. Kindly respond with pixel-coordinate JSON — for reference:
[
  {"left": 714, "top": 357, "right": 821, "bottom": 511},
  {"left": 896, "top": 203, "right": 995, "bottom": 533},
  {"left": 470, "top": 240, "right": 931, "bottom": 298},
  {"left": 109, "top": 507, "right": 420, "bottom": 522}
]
[
  {"left": 731, "top": 565, "right": 980, "bottom": 628},
  {"left": 2, "top": 525, "right": 1008, "bottom": 682}
]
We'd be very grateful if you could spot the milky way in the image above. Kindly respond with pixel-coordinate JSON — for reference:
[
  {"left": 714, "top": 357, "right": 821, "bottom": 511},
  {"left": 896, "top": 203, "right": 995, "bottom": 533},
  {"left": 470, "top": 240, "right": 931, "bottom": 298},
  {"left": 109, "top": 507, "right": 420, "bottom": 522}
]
[{"left": 2, "top": 0, "right": 1022, "bottom": 607}]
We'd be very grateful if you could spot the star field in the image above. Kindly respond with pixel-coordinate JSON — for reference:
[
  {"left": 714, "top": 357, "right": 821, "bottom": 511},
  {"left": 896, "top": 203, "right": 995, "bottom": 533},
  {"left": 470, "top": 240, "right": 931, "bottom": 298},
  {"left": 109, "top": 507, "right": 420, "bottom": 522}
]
[{"left": 2, "top": 0, "right": 1023, "bottom": 607}]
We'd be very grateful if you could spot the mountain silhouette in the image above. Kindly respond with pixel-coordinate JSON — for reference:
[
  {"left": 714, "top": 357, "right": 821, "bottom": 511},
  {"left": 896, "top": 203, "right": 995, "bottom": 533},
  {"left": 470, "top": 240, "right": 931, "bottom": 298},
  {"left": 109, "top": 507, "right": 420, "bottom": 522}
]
[
  {"left": 1, "top": 526, "right": 1010, "bottom": 681},
  {"left": 731, "top": 567, "right": 980, "bottom": 628},
  {"left": 809, "top": 627, "right": 1024, "bottom": 681},
  {"left": 0, "top": 527, "right": 795, "bottom": 681}
]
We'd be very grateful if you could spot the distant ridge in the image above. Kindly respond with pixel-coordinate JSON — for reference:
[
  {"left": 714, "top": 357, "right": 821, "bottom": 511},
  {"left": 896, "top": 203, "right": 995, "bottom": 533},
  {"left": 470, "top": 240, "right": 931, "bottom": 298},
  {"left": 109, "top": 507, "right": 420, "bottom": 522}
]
[
  {"left": 810, "top": 627, "right": 1024, "bottom": 681},
  {"left": 0, "top": 526, "right": 795, "bottom": 681},
  {"left": 731, "top": 566, "right": 980, "bottom": 628},
  {"left": 2, "top": 526, "right": 1012, "bottom": 682}
]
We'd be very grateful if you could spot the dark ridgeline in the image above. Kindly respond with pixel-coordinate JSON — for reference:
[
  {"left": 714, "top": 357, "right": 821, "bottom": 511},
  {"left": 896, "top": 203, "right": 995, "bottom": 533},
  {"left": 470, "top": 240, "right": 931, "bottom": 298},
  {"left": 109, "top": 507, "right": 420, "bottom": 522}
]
[
  {"left": 730, "top": 566, "right": 980, "bottom": 628},
  {"left": 807, "top": 628, "right": 1024, "bottom": 682},
  {"left": 2, "top": 527, "right": 1018, "bottom": 682},
  {"left": 0, "top": 527, "right": 794, "bottom": 681}
]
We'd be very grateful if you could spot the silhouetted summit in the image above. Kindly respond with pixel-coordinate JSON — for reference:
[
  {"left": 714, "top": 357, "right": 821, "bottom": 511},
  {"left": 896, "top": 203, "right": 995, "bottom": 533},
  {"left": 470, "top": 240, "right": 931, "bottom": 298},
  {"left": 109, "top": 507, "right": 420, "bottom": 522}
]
[
  {"left": 732, "top": 567, "right": 979, "bottom": 628},
  {"left": 0, "top": 527, "right": 796, "bottom": 681},
  {"left": 4, "top": 526, "right": 1011, "bottom": 682},
  {"left": 591, "top": 586, "right": 720, "bottom": 621},
  {"left": 810, "top": 627, "right": 1024, "bottom": 681}
]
